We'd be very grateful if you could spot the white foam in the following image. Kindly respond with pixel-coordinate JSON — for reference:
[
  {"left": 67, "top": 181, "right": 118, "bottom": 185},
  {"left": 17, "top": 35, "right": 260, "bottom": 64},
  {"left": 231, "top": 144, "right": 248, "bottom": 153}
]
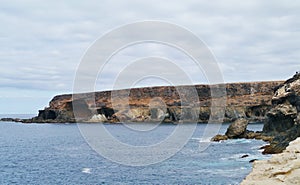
[
  {"left": 225, "top": 139, "right": 252, "bottom": 144},
  {"left": 82, "top": 168, "right": 91, "bottom": 174},
  {"left": 191, "top": 137, "right": 212, "bottom": 143}
]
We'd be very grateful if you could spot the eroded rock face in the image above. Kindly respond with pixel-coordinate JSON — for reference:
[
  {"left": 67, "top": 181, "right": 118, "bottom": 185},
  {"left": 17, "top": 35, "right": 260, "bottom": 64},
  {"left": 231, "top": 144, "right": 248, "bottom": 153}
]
[
  {"left": 264, "top": 104, "right": 297, "bottom": 133},
  {"left": 21, "top": 81, "right": 283, "bottom": 123},
  {"left": 262, "top": 73, "right": 300, "bottom": 154},
  {"left": 241, "top": 137, "right": 300, "bottom": 185},
  {"left": 212, "top": 74, "right": 300, "bottom": 154}
]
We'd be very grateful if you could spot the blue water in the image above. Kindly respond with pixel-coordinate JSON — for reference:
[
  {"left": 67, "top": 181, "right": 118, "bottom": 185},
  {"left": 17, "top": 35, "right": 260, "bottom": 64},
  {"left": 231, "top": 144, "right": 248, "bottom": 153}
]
[{"left": 0, "top": 116, "right": 270, "bottom": 185}]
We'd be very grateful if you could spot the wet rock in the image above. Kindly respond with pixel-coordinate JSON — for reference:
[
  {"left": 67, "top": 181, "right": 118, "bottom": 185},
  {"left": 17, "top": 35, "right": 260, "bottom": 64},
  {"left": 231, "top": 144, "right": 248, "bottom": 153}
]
[
  {"left": 0, "top": 118, "right": 16, "bottom": 122},
  {"left": 0, "top": 118, "right": 22, "bottom": 122},
  {"left": 211, "top": 134, "right": 228, "bottom": 141},
  {"left": 241, "top": 154, "right": 249, "bottom": 158},
  {"left": 249, "top": 159, "right": 257, "bottom": 163}
]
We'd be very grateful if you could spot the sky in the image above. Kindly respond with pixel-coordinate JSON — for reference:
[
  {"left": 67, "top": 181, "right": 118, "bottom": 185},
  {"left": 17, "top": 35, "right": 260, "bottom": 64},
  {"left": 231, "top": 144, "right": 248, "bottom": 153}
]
[{"left": 1, "top": 0, "right": 300, "bottom": 114}]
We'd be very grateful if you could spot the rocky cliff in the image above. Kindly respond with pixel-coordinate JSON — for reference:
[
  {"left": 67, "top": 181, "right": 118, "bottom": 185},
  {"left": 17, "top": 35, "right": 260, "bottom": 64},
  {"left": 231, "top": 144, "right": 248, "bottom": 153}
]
[
  {"left": 212, "top": 74, "right": 300, "bottom": 154},
  {"left": 241, "top": 137, "right": 300, "bottom": 185},
  {"left": 261, "top": 73, "right": 300, "bottom": 154},
  {"left": 21, "top": 81, "right": 282, "bottom": 123}
]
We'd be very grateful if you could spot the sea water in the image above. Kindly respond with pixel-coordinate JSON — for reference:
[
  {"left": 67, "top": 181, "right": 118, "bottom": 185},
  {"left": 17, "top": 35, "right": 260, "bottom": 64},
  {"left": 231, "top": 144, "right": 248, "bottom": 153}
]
[{"left": 0, "top": 115, "right": 270, "bottom": 185}]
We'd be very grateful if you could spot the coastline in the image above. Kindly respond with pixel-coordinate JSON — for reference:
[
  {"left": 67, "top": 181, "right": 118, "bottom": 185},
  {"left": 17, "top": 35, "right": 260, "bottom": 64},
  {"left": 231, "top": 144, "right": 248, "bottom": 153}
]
[
  {"left": 241, "top": 138, "right": 300, "bottom": 184},
  {"left": 1, "top": 74, "right": 300, "bottom": 184},
  {"left": 1, "top": 81, "right": 284, "bottom": 124}
]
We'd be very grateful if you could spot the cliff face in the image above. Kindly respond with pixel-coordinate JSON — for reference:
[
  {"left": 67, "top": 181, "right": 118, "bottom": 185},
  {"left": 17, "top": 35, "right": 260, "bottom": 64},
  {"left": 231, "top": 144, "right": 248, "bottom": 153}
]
[
  {"left": 262, "top": 73, "right": 300, "bottom": 154},
  {"left": 241, "top": 137, "right": 300, "bottom": 185},
  {"left": 27, "top": 81, "right": 283, "bottom": 123}
]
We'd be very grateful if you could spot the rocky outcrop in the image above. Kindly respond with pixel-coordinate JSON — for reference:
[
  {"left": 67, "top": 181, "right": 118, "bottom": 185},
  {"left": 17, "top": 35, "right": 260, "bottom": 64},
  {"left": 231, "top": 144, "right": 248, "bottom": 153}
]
[
  {"left": 212, "top": 118, "right": 249, "bottom": 141},
  {"left": 4, "top": 81, "right": 281, "bottom": 123},
  {"left": 225, "top": 118, "right": 249, "bottom": 138},
  {"left": 212, "top": 73, "right": 300, "bottom": 154},
  {"left": 261, "top": 73, "right": 300, "bottom": 154},
  {"left": 211, "top": 118, "right": 273, "bottom": 142},
  {"left": 0, "top": 118, "right": 22, "bottom": 122},
  {"left": 241, "top": 137, "right": 300, "bottom": 185}
]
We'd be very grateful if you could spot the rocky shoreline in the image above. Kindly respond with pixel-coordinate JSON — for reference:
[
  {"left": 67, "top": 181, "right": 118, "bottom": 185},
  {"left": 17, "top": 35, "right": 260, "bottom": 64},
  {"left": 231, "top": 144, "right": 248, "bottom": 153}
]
[
  {"left": 241, "top": 73, "right": 300, "bottom": 184},
  {"left": 241, "top": 138, "right": 300, "bottom": 185},
  {"left": 212, "top": 73, "right": 300, "bottom": 155},
  {"left": 1, "top": 74, "right": 299, "bottom": 156},
  {"left": 209, "top": 73, "right": 300, "bottom": 184},
  {"left": 1, "top": 74, "right": 300, "bottom": 183}
]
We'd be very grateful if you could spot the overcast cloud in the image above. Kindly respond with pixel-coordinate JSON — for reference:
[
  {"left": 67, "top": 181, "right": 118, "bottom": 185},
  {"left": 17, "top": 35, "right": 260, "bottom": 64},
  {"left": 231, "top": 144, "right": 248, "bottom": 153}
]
[{"left": 1, "top": 0, "right": 300, "bottom": 113}]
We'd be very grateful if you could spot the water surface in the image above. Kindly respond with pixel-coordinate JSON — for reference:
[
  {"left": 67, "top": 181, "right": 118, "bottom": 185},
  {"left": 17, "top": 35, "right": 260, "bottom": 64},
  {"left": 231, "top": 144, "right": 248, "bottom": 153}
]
[{"left": 0, "top": 120, "right": 270, "bottom": 185}]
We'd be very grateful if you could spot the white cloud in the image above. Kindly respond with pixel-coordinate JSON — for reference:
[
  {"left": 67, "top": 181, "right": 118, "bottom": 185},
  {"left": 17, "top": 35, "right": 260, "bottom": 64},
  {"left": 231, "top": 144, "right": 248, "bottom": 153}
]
[{"left": 0, "top": 0, "right": 300, "bottom": 113}]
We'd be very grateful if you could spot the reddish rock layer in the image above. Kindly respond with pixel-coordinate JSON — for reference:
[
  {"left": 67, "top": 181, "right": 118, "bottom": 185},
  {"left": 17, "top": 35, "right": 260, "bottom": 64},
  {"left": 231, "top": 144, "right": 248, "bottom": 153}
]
[{"left": 28, "top": 81, "right": 283, "bottom": 123}]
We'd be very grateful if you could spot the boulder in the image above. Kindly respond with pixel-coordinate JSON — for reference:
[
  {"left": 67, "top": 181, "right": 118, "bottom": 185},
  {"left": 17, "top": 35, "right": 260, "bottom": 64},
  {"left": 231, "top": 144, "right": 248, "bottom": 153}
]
[
  {"left": 225, "top": 118, "right": 249, "bottom": 138},
  {"left": 88, "top": 114, "right": 108, "bottom": 122}
]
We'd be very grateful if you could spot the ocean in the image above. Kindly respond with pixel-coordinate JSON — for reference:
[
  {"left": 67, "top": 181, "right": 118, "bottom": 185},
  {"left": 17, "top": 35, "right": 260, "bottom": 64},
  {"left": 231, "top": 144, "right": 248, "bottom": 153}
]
[{"left": 0, "top": 115, "right": 271, "bottom": 185}]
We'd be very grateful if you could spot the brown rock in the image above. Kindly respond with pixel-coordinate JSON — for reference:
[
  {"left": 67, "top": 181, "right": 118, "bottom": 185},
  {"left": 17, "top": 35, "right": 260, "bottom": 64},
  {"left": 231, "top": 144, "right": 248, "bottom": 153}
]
[
  {"left": 211, "top": 134, "right": 228, "bottom": 141},
  {"left": 225, "top": 118, "right": 249, "bottom": 138},
  {"left": 23, "top": 81, "right": 284, "bottom": 123}
]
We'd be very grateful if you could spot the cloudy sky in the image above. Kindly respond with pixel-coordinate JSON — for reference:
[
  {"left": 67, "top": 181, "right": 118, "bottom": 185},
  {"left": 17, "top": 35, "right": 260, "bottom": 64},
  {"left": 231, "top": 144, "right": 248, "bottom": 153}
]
[{"left": 1, "top": 0, "right": 300, "bottom": 114}]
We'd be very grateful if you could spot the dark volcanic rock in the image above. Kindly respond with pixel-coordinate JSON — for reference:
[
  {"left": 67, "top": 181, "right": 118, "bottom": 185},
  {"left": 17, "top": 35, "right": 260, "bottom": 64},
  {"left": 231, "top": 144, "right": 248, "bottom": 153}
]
[
  {"left": 214, "top": 73, "right": 300, "bottom": 154},
  {"left": 212, "top": 74, "right": 300, "bottom": 154},
  {"left": 0, "top": 118, "right": 22, "bottom": 122},
  {"left": 263, "top": 104, "right": 297, "bottom": 133},
  {"left": 262, "top": 73, "right": 300, "bottom": 154},
  {"left": 241, "top": 154, "right": 249, "bottom": 158},
  {"left": 249, "top": 159, "right": 257, "bottom": 163},
  {"left": 1, "top": 118, "right": 16, "bottom": 122},
  {"left": 225, "top": 118, "right": 249, "bottom": 138}
]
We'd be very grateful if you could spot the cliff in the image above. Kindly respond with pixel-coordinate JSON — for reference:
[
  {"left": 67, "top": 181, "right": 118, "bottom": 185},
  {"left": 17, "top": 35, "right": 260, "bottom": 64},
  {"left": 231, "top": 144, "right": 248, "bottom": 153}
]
[
  {"left": 21, "top": 81, "right": 283, "bottom": 123},
  {"left": 241, "top": 137, "right": 300, "bottom": 185},
  {"left": 261, "top": 73, "right": 300, "bottom": 154},
  {"left": 212, "top": 74, "right": 300, "bottom": 154}
]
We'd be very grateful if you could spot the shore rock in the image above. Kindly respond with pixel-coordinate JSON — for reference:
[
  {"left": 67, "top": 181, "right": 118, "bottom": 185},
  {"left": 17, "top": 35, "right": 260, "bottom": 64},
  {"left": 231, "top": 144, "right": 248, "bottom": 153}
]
[
  {"left": 211, "top": 118, "right": 274, "bottom": 142},
  {"left": 211, "top": 73, "right": 300, "bottom": 154},
  {"left": 241, "top": 137, "right": 300, "bottom": 185},
  {"left": 225, "top": 118, "right": 249, "bottom": 138},
  {"left": 0, "top": 118, "right": 22, "bottom": 122},
  {"left": 211, "top": 134, "right": 228, "bottom": 141}
]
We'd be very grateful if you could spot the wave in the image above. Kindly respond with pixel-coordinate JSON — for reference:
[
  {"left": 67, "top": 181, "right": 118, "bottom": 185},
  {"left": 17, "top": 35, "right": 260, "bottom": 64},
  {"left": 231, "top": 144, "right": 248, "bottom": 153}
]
[
  {"left": 191, "top": 137, "right": 212, "bottom": 143},
  {"left": 224, "top": 139, "right": 252, "bottom": 144},
  {"left": 81, "top": 168, "right": 92, "bottom": 174}
]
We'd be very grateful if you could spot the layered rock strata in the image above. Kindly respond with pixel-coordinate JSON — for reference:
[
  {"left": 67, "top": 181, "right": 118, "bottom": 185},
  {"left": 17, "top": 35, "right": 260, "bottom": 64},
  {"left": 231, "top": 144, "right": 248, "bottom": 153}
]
[{"left": 17, "top": 81, "right": 282, "bottom": 123}]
